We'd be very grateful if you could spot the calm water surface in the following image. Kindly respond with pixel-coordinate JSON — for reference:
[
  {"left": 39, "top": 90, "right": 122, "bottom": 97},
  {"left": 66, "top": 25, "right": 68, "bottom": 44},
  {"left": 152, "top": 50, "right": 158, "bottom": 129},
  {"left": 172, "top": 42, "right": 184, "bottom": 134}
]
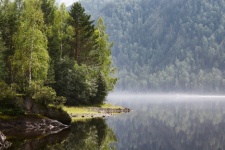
[
  {"left": 107, "top": 94, "right": 225, "bottom": 150},
  {"left": 3, "top": 94, "right": 225, "bottom": 150}
]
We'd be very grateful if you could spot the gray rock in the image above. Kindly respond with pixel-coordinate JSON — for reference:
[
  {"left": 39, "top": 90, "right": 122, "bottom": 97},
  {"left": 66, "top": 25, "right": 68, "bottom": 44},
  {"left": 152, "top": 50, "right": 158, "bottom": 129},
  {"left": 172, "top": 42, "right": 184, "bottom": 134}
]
[
  {"left": 24, "top": 100, "right": 71, "bottom": 125},
  {"left": 0, "top": 131, "right": 6, "bottom": 143},
  {"left": 0, "top": 115, "right": 69, "bottom": 137},
  {"left": 0, "top": 131, "right": 12, "bottom": 150}
]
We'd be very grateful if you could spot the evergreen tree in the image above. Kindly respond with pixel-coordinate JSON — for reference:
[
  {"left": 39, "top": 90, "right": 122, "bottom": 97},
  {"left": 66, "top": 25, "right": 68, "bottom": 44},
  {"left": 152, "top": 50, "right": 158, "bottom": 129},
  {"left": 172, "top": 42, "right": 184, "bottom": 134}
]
[
  {"left": 0, "top": 32, "right": 6, "bottom": 80},
  {"left": 68, "top": 2, "right": 98, "bottom": 65},
  {"left": 0, "top": 0, "right": 21, "bottom": 84},
  {"left": 95, "top": 17, "right": 117, "bottom": 91},
  {"left": 91, "top": 73, "right": 108, "bottom": 104},
  {"left": 81, "top": 0, "right": 225, "bottom": 93}
]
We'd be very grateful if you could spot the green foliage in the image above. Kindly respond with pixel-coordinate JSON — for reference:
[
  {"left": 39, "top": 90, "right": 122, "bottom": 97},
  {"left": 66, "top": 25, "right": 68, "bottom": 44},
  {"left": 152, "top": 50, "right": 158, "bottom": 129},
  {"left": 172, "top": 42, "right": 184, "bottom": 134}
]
[
  {"left": 47, "top": 3, "right": 72, "bottom": 60},
  {"left": 0, "top": 32, "right": 6, "bottom": 80},
  {"left": 95, "top": 18, "right": 117, "bottom": 91},
  {"left": 91, "top": 73, "right": 108, "bottom": 104},
  {"left": 68, "top": 2, "right": 98, "bottom": 65},
  {"left": 0, "top": 80, "right": 23, "bottom": 110},
  {"left": 26, "top": 81, "right": 66, "bottom": 107},
  {"left": 41, "top": 0, "right": 56, "bottom": 27},
  {"left": 13, "top": 0, "right": 50, "bottom": 89},
  {"left": 0, "top": 0, "right": 21, "bottom": 84},
  {"left": 0, "top": 0, "right": 116, "bottom": 111},
  {"left": 51, "top": 3, "right": 116, "bottom": 105},
  {"left": 55, "top": 58, "right": 97, "bottom": 105}
]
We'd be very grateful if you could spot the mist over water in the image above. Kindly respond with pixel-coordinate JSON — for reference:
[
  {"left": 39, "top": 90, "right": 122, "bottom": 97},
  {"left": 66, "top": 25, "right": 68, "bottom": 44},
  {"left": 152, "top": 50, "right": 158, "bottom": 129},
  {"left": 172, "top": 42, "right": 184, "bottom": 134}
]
[
  {"left": 108, "top": 93, "right": 225, "bottom": 102},
  {"left": 106, "top": 93, "right": 225, "bottom": 149}
]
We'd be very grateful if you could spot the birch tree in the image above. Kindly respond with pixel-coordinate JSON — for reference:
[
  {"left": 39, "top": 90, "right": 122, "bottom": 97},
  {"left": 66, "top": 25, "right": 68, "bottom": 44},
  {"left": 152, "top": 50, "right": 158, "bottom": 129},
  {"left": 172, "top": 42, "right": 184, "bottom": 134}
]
[{"left": 13, "top": 0, "right": 49, "bottom": 88}]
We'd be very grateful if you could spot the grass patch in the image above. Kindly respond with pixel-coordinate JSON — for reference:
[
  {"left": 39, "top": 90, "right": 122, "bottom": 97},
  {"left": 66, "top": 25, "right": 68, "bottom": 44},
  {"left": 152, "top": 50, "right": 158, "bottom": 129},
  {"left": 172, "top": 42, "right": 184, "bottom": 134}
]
[
  {"left": 0, "top": 115, "right": 16, "bottom": 120},
  {"left": 63, "top": 103, "right": 123, "bottom": 114},
  {"left": 100, "top": 103, "right": 123, "bottom": 109},
  {"left": 63, "top": 106, "right": 96, "bottom": 114},
  {"left": 63, "top": 103, "right": 126, "bottom": 122},
  {"left": 71, "top": 117, "right": 92, "bottom": 122}
]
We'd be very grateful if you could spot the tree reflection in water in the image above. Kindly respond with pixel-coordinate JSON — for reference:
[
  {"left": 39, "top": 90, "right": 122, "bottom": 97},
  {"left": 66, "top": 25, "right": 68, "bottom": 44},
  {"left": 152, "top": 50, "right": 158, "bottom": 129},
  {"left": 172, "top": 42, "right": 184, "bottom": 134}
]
[
  {"left": 61, "top": 118, "right": 117, "bottom": 150},
  {"left": 107, "top": 97, "right": 225, "bottom": 150},
  {"left": 5, "top": 118, "right": 117, "bottom": 150}
]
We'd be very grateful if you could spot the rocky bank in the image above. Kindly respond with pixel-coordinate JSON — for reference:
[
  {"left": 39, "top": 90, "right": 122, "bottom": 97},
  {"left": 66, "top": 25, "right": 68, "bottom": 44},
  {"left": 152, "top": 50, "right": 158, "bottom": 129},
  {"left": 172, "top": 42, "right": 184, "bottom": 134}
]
[{"left": 0, "top": 115, "right": 69, "bottom": 138}]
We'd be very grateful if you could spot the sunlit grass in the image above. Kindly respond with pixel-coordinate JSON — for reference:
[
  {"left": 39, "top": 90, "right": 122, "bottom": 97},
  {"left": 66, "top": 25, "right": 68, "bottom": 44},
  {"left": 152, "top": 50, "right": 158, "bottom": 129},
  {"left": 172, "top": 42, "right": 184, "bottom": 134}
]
[
  {"left": 63, "top": 103, "right": 124, "bottom": 116},
  {"left": 72, "top": 117, "right": 92, "bottom": 122},
  {"left": 100, "top": 103, "right": 123, "bottom": 109},
  {"left": 0, "top": 115, "right": 15, "bottom": 119},
  {"left": 63, "top": 103, "right": 123, "bottom": 114},
  {"left": 63, "top": 106, "right": 96, "bottom": 114}
]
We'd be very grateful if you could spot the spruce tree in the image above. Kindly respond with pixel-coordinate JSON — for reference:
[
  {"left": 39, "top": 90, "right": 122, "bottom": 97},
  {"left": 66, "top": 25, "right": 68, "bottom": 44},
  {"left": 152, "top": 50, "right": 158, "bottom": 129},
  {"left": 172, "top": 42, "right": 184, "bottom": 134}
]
[
  {"left": 68, "top": 2, "right": 98, "bottom": 65},
  {"left": 95, "top": 17, "right": 117, "bottom": 91}
]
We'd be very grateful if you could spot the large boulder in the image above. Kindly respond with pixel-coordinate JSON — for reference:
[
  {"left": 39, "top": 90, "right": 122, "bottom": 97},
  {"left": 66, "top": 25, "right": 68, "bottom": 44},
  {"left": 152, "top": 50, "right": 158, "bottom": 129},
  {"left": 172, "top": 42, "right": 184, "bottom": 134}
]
[
  {"left": 24, "top": 99, "right": 71, "bottom": 125},
  {"left": 42, "top": 108, "right": 71, "bottom": 125},
  {"left": 0, "top": 115, "right": 69, "bottom": 137},
  {"left": 0, "top": 131, "right": 6, "bottom": 143},
  {"left": 0, "top": 131, "right": 11, "bottom": 150}
]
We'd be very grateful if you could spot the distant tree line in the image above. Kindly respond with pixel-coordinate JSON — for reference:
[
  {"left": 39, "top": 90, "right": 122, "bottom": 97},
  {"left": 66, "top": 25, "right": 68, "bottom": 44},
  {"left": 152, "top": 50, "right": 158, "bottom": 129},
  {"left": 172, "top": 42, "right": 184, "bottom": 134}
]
[
  {"left": 0, "top": 0, "right": 116, "bottom": 113},
  {"left": 81, "top": 0, "right": 225, "bottom": 93}
]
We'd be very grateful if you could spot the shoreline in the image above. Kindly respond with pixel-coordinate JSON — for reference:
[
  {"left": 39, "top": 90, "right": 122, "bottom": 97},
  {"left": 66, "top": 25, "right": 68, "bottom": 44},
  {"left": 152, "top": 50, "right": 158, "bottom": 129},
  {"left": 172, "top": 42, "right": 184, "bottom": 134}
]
[{"left": 63, "top": 103, "right": 131, "bottom": 120}]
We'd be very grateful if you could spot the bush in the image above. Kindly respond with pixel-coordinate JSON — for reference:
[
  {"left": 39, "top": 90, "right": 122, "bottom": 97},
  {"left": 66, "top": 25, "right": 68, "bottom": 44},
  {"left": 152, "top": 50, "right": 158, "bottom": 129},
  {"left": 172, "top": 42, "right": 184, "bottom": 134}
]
[
  {"left": 0, "top": 80, "right": 23, "bottom": 109},
  {"left": 26, "top": 81, "right": 66, "bottom": 107},
  {"left": 0, "top": 107, "right": 25, "bottom": 115},
  {"left": 55, "top": 59, "right": 97, "bottom": 105}
]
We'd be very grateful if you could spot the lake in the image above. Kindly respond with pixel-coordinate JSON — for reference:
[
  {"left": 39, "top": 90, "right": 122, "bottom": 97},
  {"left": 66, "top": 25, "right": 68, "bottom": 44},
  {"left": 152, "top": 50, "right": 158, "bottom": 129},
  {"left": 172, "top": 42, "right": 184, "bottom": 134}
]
[
  {"left": 3, "top": 94, "right": 225, "bottom": 150},
  {"left": 107, "top": 94, "right": 225, "bottom": 150}
]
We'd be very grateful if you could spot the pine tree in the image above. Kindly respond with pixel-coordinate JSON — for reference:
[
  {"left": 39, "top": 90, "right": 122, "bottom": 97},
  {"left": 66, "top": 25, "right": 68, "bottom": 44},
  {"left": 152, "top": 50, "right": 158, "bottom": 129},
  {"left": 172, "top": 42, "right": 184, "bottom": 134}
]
[{"left": 68, "top": 2, "right": 98, "bottom": 65}]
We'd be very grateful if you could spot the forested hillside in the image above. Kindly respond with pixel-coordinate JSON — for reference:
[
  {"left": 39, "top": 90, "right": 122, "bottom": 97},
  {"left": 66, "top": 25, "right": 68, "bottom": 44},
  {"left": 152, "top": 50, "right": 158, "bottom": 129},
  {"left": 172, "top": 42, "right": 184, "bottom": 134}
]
[{"left": 80, "top": 0, "right": 225, "bottom": 93}]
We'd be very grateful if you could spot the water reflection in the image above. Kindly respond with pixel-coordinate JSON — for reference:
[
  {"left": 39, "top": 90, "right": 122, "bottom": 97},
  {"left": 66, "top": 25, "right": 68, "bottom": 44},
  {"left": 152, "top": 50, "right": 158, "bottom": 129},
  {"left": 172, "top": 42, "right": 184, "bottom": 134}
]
[
  {"left": 5, "top": 128, "right": 70, "bottom": 150},
  {"left": 3, "top": 118, "right": 116, "bottom": 150},
  {"left": 107, "top": 95, "right": 225, "bottom": 150},
  {"left": 4, "top": 95, "right": 225, "bottom": 150},
  {"left": 60, "top": 118, "right": 117, "bottom": 150}
]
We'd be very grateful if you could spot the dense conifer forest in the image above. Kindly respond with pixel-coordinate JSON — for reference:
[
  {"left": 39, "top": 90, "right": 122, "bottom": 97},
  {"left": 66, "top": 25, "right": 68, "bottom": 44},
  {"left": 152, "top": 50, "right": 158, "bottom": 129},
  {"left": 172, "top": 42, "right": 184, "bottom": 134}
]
[
  {"left": 80, "top": 0, "right": 225, "bottom": 93},
  {"left": 0, "top": 0, "right": 116, "bottom": 114}
]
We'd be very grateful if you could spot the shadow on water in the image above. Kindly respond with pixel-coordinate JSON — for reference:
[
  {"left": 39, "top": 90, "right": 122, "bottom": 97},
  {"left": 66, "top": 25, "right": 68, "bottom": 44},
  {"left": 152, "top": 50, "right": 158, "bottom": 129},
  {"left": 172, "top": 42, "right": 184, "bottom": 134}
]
[
  {"left": 2, "top": 118, "right": 116, "bottom": 150},
  {"left": 5, "top": 129, "right": 70, "bottom": 150},
  {"left": 106, "top": 94, "right": 225, "bottom": 150}
]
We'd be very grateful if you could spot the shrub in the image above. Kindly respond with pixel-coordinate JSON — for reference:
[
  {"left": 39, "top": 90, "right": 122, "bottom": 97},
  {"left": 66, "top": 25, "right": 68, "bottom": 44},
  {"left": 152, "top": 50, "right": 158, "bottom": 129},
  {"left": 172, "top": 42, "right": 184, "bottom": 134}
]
[
  {"left": 26, "top": 81, "right": 66, "bottom": 107},
  {"left": 90, "top": 72, "right": 108, "bottom": 104},
  {"left": 55, "top": 59, "right": 97, "bottom": 105},
  {"left": 0, "top": 81, "right": 23, "bottom": 108}
]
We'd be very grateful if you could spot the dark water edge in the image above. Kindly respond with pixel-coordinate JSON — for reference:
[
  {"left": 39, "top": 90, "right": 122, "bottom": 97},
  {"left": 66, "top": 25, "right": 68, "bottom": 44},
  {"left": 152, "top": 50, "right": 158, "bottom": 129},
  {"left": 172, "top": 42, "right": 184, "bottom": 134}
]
[
  {"left": 6, "top": 128, "right": 70, "bottom": 150},
  {"left": 1, "top": 118, "right": 116, "bottom": 150}
]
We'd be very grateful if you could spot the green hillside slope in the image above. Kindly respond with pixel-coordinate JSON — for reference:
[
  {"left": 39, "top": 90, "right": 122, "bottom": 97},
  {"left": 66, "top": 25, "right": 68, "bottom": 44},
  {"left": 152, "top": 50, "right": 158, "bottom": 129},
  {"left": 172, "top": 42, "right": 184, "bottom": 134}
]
[{"left": 81, "top": 0, "right": 225, "bottom": 93}]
